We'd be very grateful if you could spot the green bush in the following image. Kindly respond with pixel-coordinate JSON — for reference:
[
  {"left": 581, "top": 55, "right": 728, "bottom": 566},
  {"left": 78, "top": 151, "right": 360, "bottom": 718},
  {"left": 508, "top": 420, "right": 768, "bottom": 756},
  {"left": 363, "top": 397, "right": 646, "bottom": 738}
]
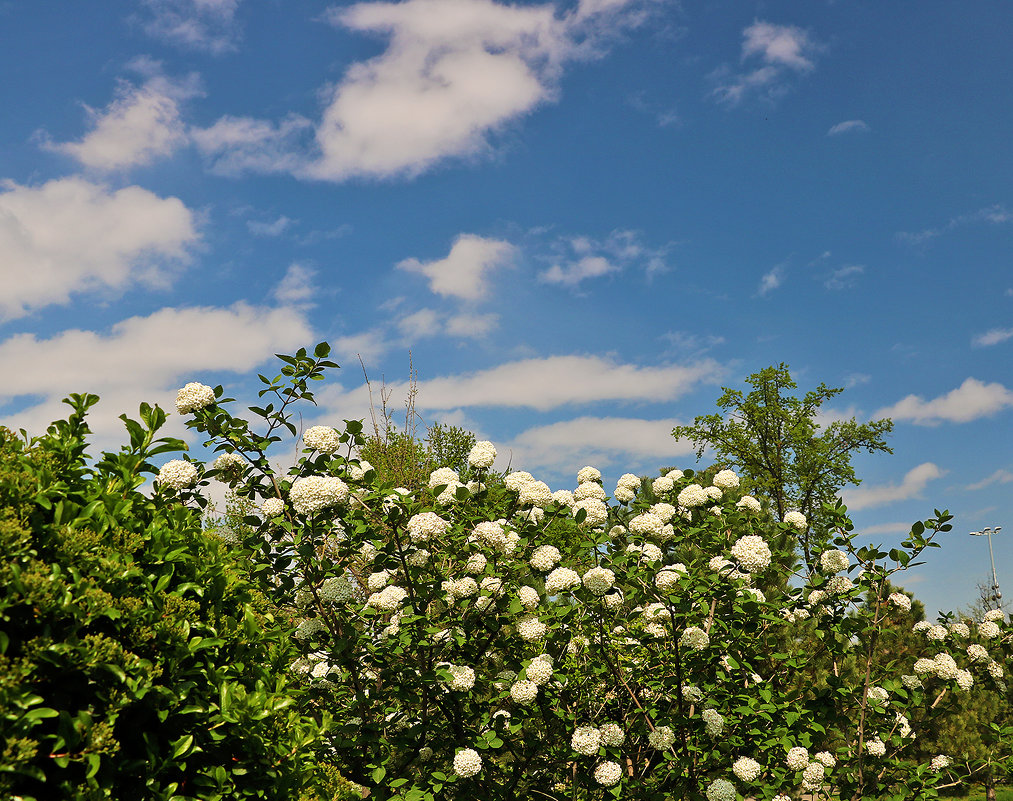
[{"left": 0, "top": 395, "right": 333, "bottom": 800}]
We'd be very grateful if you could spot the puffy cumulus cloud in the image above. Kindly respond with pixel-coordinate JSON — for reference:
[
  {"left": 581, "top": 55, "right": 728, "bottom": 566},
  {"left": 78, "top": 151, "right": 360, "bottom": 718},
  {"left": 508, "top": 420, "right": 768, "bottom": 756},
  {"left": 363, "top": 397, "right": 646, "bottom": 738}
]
[
  {"left": 196, "top": 0, "right": 652, "bottom": 180},
  {"left": 139, "top": 0, "right": 243, "bottom": 54},
  {"left": 42, "top": 72, "right": 199, "bottom": 170},
  {"left": 876, "top": 378, "right": 1013, "bottom": 425},
  {"left": 712, "top": 21, "right": 821, "bottom": 106},
  {"left": 320, "top": 354, "right": 724, "bottom": 419},
  {"left": 396, "top": 308, "right": 443, "bottom": 339},
  {"left": 538, "top": 229, "right": 673, "bottom": 288},
  {"left": 842, "top": 463, "right": 945, "bottom": 511},
  {"left": 393, "top": 309, "right": 500, "bottom": 341},
  {"left": 827, "top": 119, "right": 870, "bottom": 136},
  {"left": 504, "top": 416, "right": 695, "bottom": 476},
  {"left": 0, "top": 302, "right": 313, "bottom": 446},
  {"left": 330, "top": 329, "right": 392, "bottom": 365},
  {"left": 397, "top": 234, "right": 516, "bottom": 301},
  {"left": 272, "top": 263, "right": 317, "bottom": 305},
  {"left": 0, "top": 177, "right": 197, "bottom": 321},
  {"left": 973, "top": 328, "right": 1013, "bottom": 347}
]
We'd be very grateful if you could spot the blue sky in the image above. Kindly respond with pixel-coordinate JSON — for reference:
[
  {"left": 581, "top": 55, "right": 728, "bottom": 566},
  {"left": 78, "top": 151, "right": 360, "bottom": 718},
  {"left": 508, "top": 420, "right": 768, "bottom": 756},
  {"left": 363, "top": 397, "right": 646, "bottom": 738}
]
[{"left": 2, "top": 0, "right": 1012, "bottom": 617}]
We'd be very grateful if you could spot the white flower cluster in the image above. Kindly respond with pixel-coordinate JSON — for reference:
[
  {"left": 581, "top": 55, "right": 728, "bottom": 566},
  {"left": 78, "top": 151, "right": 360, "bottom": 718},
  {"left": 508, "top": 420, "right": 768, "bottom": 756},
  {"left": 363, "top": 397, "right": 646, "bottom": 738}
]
[
  {"left": 445, "top": 664, "right": 476, "bottom": 692},
  {"left": 290, "top": 475, "right": 349, "bottom": 515},
  {"left": 710, "top": 556, "right": 748, "bottom": 581},
  {"left": 577, "top": 465, "right": 601, "bottom": 484},
  {"left": 366, "top": 585, "right": 407, "bottom": 612},
  {"left": 949, "top": 621, "right": 970, "bottom": 637},
  {"left": 582, "top": 566, "right": 615, "bottom": 595},
  {"left": 545, "top": 567, "right": 580, "bottom": 594},
  {"left": 652, "top": 475, "right": 674, "bottom": 495},
  {"left": 429, "top": 467, "right": 460, "bottom": 488},
  {"left": 319, "top": 576, "right": 356, "bottom": 603},
  {"left": 979, "top": 620, "right": 1001, "bottom": 639},
  {"left": 157, "top": 459, "right": 198, "bottom": 490},
  {"left": 525, "top": 655, "right": 553, "bottom": 685},
  {"left": 175, "top": 382, "right": 216, "bottom": 414},
  {"left": 713, "top": 469, "right": 740, "bottom": 489},
  {"left": 732, "top": 756, "right": 762, "bottom": 782},
  {"left": 677, "top": 484, "right": 709, "bottom": 508},
  {"left": 706, "top": 778, "right": 737, "bottom": 801},
  {"left": 517, "top": 615, "right": 547, "bottom": 641},
  {"left": 736, "top": 495, "right": 761, "bottom": 513},
  {"left": 730, "top": 535, "right": 772, "bottom": 573},
  {"left": 518, "top": 585, "right": 540, "bottom": 609},
  {"left": 346, "top": 460, "right": 373, "bottom": 481},
  {"left": 865, "top": 737, "right": 886, "bottom": 757},
  {"left": 574, "top": 482, "right": 606, "bottom": 502},
  {"left": 573, "top": 498, "right": 609, "bottom": 528},
  {"left": 530, "top": 545, "right": 561, "bottom": 572},
  {"left": 519, "top": 480, "right": 554, "bottom": 507},
  {"left": 212, "top": 451, "right": 245, "bottom": 478},
  {"left": 680, "top": 626, "right": 709, "bottom": 650},
  {"left": 967, "top": 643, "right": 990, "bottom": 663},
  {"left": 468, "top": 440, "right": 497, "bottom": 469},
  {"left": 930, "top": 754, "right": 952, "bottom": 772},
  {"left": 867, "top": 686, "right": 888, "bottom": 703},
  {"left": 889, "top": 592, "right": 912, "bottom": 611},
  {"left": 629, "top": 512, "right": 664, "bottom": 538},
  {"left": 655, "top": 566, "right": 684, "bottom": 594},
  {"left": 504, "top": 471, "right": 535, "bottom": 491},
  {"left": 453, "top": 748, "right": 482, "bottom": 778},
  {"left": 571, "top": 725, "right": 602, "bottom": 756},
  {"left": 984, "top": 609, "right": 1006, "bottom": 623},
  {"left": 627, "top": 542, "right": 664, "bottom": 563},
  {"left": 819, "top": 549, "right": 850, "bottom": 574},
  {"left": 682, "top": 684, "right": 703, "bottom": 704},
  {"left": 294, "top": 618, "right": 326, "bottom": 640},
  {"left": 594, "top": 761, "right": 622, "bottom": 786},
  {"left": 784, "top": 510, "right": 807, "bottom": 530},
  {"left": 786, "top": 746, "right": 810, "bottom": 771},
  {"left": 553, "top": 489, "right": 575, "bottom": 507},
  {"left": 407, "top": 512, "right": 448, "bottom": 543},
  {"left": 647, "top": 726, "right": 675, "bottom": 750},
  {"left": 510, "top": 679, "right": 539, "bottom": 705},
  {"left": 802, "top": 761, "right": 825, "bottom": 790},
  {"left": 303, "top": 425, "right": 341, "bottom": 454},
  {"left": 702, "top": 708, "right": 724, "bottom": 736},
  {"left": 261, "top": 497, "right": 285, "bottom": 518},
  {"left": 600, "top": 722, "right": 624, "bottom": 746}
]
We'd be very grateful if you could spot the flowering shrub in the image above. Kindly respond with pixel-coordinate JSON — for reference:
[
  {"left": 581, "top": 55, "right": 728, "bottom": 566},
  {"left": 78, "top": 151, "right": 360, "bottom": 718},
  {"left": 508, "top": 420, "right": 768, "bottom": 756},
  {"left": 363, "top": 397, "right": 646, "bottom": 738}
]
[{"left": 159, "top": 345, "right": 1012, "bottom": 800}]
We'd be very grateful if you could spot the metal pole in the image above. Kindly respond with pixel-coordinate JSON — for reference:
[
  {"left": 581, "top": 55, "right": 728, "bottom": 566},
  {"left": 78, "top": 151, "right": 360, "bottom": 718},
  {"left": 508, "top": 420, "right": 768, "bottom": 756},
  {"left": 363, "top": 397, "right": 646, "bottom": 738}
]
[{"left": 986, "top": 529, "right": 1000, "bottom": 605}]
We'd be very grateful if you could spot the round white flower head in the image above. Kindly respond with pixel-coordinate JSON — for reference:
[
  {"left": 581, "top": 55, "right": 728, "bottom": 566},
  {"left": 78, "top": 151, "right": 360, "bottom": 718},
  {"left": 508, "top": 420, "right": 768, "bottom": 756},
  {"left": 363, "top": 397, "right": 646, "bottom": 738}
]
[
  {"left": 465, "top": 552, "right": 488, "bottom": 574},
  {"left": 784, "top": 510, "right": 807, "bottom": 530},
  {"left": 480, "top": 576, "right": 504, "bottom": 596},
  {"left": 545, "top": 567, "right": 581, "bottom": 594},
  {"left": 802, "top": 761, "right": 826, "bottom": 789},
  {"left": 617, "top": 472, "right": 641, "bottom": 490},
  {"left": 925, "top": 624, "right": 948, "bottom": 641},
  {"left": 967, "top": 643, "right": 990, "bottom": 663},
  {"left": 825, "top": 576, "right": 853, "bottom": 595},
  {"left": 930, "top": 754, "right": 951, "bottom": 773},
  {"left": 955, "top": 669, "right": 974, "bottom": 691},
  {"left": 813, "top": 751, "right": 836, "bottom": 768},
  {"left": 865, "top": 737, "right": 886, "bottom": 757},
  {"left": 212, "top": 451, "right": 245, "bottom": 478},
  {"left": 680, "top": 626, "right": 709, "bottom": 650},
  {"left": 453, "top": 748, "right": 482, "bottom": 778},
  {"left": 518, "top": 585, "right": 540, "bottom": 608},
  {"left": 949, "top": 622, "right": 970, "bottom": 638},
  {"left": 819, "top": 549, "right": 850, "bottom": 574},
  {"left": 773, "top": 795, "right": 792, "bottom": 801},
  {"left": 319, "top": 576, "right": 356, "bottom": 603},
  {"left": 702, "top": 708, "right": 724, "bottom": 736},
  {"left": 629, "top": 513, "right": 664, "bottom": 538},
  {"left": 704, "top": 486, "right": 723, "bottom": 501},
  {"left": 666, "top": 468, "right": 685, "bottom": 480},
  {"left": 649, "top": 503, "right": 677, "bottom": 523},
  {"left": 713, "top": 469, "right": 740, "bottom": 489},
  {"left": 735, "top": 495, "right": 762, "bottom": 513},
  {"left": 655, "top": 568, "right": 684, "bottom": 594},
  {"left": 913, "top": 620, "right": 931, "bottom": 632},
  {"left": 732, "top": 756, "right": 762, "bottom": 782},
  {"left": 366, "top": 585, "right": 408, "bottom": 612},
  {"left": 730, "top": 535, "right": 772, "bottom": 573},
  {"left": 600, "top": 723, "right": 625, "bottom": 746},
  {"left": 428, "top": 467, "right": 460, "bottom": 489},
  {"left": 682, "top": 684, "right": 704, "bottom": 704},
  {"left": 367, "top": 570, "right": 391, "bottom": 591},
  {"left": 603, "top": 590, "right": 624, "bottom": 611},
  {"left": 988, "top": 660, "right": 1004, "bottom": 679},
  {"left": 933, "top": 652, "right": 959, "bottom": 680},
  {"left": 706, "top": 778, "right": 736, "bottom": 801},
  {"left": 407, "top": 512, "right": 448, "bottom": 543},
  {"left": 451, "top": 577, "right": 479, "bottom": 599},
  {"left": 525, "top": 657, "right": 553, "bottom": 686},
  {"left": 406, "top": 548, "right": 430, "bottom": 567},
  {"left": 468, "top": 440, "right": 497, "bottom": 469},
  {"left": 901, "top": 674, "right": 923, "bottom": 689},
  {"left": 290, "top": 476, "right": 349, "bottom": 515},
  {"left": 613, "top": 486, "right": 635, "bottom": 503},
  {"left": 573, "top": 482, "right": 607, "bottom": 502},
  {"left": 519, "top": 480, "right": 554, "bottom": 507},
  {"left": 648, "top": 726, "right": 676, "bottom": 750},
  {"left": 572, "top": 725, "right": 602, "bottom": 756},
  {"left": 678, "top": 484, "right": 709, "bottom": 508},
  {"left": 517, "top": 506, "right": 545, "bottom": 524},
  {"left": 517, "top": 615, "right": 547, "bottom": 641},
  {"left": 552, "top": 489, "right": 575, "bottom": 507},
  {"left": 709, "top": 556, "right": 747, "bottom": 581},
  {"left": 913, "top": 658, "right": 935, "bottom": 675},
  {"left": 652, "top": 476, "right": 675, "bottom": 495},
  {"left": 261, "top": 497, "right": 285, "bottom": 518},
  {"left": 889, "top": 592, "right": 912, "bottom": 611},
  {"left": 643, "top": 622, "right": 667, "bottom": 639},
  {"left": 294, "top": 618, "right": 326, "bottom": 640},
  {"left": 504, "top": 471, "right": 535, "bottom": 491},
  {"left": 510, "top": 679, "right": 539, "bottom": 705},
  {"left": 867, "top": 686, "right": 888, "bottom": 703},
  {"left": 303, "top": 425, "right": 341, "bottom": 454},
  {"left": 582, "top": 566, "right": 615, "bottom": 595},
  {"left": 577, "top": 466, "right": 602, "bottom": 484},
  {"left": 979, "top": 620, "right": 1001, "bottom": 639},
  {"left": 984, "top": 609, "right": 1006, "bottom": 623},
  {"left": 786, "top": 746, "right": 810, "bottom": 771},
  {"left": 446, "top": 664, "right": 476, "bottom": 692},
  {"left": 346, "top": 460, "right": 373, "bottom": 481},
  {"left": 158, "top": 459, "right": 198, "bottom": 490},
  {"left": 175, "top": 382, "right": 216, "bottom": 414},
  {"left": 594, "top": 761, "right": 622, "bottom": 787},
  {"left": 573, "top": 498, "right": 609, "bottom": 528},
  {"left": 530, "top": 545, "right": 561, "bottom": 572}
]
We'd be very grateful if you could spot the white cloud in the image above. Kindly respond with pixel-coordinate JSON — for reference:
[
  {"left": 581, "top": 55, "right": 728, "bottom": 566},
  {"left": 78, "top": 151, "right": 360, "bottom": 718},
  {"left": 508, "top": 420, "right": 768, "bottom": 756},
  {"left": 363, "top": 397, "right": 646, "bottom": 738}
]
[
  {"left": 446, "top": 312, "right": 499, "bottom": 337},
  {"left": 897, "top": 204, "right": 1013, "bottom": 245},
  {"left": 43, "top": 73, "right": 198, "bottom": 170},
  {"left": 248, "top": 215, "right": 294, "bottom": 237},
  {"left": 713, "top": 21, "right": 820, "bottom": 106},
  {"left": 320, "top": 354, "right": 724, "bottom": 419},
  {"left": 824, "top": 264, "right": 864, "bottom": 290},
  {"left": 661, "top": 331, "right": 725, "bottom": 355},
  {"left": 973, "top": 327, "right": 1013, "bottom": 347},
  {"left": 197, "top": 0, "right": 651, "bottom": 180},
  {"left": 876, "top": 378, "right": 1013, "bottom": 425},
  {"left": 827, "top": 120, "right": 870, "bottom": 136},
  {"left": 397, "top": 308, "right": 443, "bottom": 339},
  {"left": 965, "top": 469, "right": 1013, "bottom": 492},
  {"left": 842, "top": 462, "right": 945, "bottom": 511},
  {"left": 191, "top": 114, "right": 313, "bottom": 176},
  {"left": 540, "top": 255, "right": 618, "bottom": 287},
  {"left": 397, "top": 234, "right": 516, "bottom": 301},
  {"left": 0, "top": 176, "right": 198, "bottom": 321},
  {"left": 273, "top": 263, "right": 317, "bottom": 305},
  {"left": 139, "top": 0, "right": 243, "bottom": 54},
  {"left": 331, "top": 330, "right": 392, "bottom": 367},
  {"left": 538, "top": 229, "right": 672, "bottom": 288},
  {"left": 503, "top": 415, "right": 696, "bottom": 477},
  {"left": 759, "top": 264, "right": 785, "bottom": 295},
  {"left": 0, "top": 302, "right": 313, "bottom": 446}
]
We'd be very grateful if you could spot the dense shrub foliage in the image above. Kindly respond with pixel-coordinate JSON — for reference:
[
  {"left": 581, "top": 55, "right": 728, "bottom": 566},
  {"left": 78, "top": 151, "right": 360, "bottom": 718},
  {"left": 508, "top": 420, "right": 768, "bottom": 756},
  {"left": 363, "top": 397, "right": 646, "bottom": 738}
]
[{"left": 0, "top": 396, "right": 336, "bottom": 801}]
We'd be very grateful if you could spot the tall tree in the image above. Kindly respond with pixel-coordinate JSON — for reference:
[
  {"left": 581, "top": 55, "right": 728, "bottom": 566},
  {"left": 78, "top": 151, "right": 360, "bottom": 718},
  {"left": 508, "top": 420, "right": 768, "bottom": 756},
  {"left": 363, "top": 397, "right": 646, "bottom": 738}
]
[{"left": 672, "top": 363, "right": 893, "bottom": 564}]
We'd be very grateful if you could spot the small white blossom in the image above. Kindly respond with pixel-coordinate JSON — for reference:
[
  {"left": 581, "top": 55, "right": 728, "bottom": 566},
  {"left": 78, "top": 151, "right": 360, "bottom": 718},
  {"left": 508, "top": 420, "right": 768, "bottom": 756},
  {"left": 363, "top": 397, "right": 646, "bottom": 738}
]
[
  {"left": 786, "top": 746, "right": 810, "bottom": 771},
  {"left": 652, "top": 476, "right": 675, "bottom": 495},
  {"left": 517, "top": 615, "right": 547, "bottom": 641},
  {"left": 582, "top": 566, "right": 615, "bottom": 595},
  {"left": 889, "top": 592, "right": 912, "bottom": 611},
  {"left": 647, "top": 726, "right": 676, "bottom": 750},
  {"left": 552, "top": 489, "right": 575, "bottom": 507},
  {"left": 525, "top": 657, "right": 553, "bottom": 686},
  {"left": 573, "top": 482, "right": 607, "bottom": 502},
  {"left": 211, "top": 451, "right": 245, "bottom": 477},
  {"left": 702, "top": 708, "right": 724, "bottom": 736},
  {"left": 519, "top": 585, "right": 541, "bottom": 609},
  {"left": 933, "top": 652, "right": 959, "bottom": 680},
  {"left": 955, "top": 669, "right": 974, "bottom": 691},
  {"left": 813, "top": 751, "right": 836, "bottom": 768},
  {"left": 666, "top": 469, "right": 684, "bottom": 480},
  {"left": 510, "top": 679, "right": 539, "bottom": 705},
  {"left": 445, "top": 664, "right": 476, "bottom": 692},
  {"left": 545, "top": 567, "right": 581, "bottom": 594},
  {"left": 504, "top": 471, "right": 535, "bottom": 491},
  {"left": 984, "top": 609, "right": 1006, "bottom": 623},
  {"left": 819, "top": 549, "right": 850, "bottom": 574},
  {"left": 901, "top": 674, "right": 922, "bottom": 689},
  {"left": 730, "top": 535, "right": 772, "bottom": 572},
  {"left": 680, "top": 626, "right": 709, "bottom": 650},
  {"left": 802, "top": 761, "right": 826, "bottom": 789},
  {"left": 979, "top": 620, "right": 1001, "bottom": 639},
  {"left": 519, "top": 480, "right": 554, "bottom": 507},
  {"left": 614, "top": 486, "right": 635, "bottom": 503},
  {"left": 600, "top": 723, "right": 625, "bottom": 746},
  {"left": 706, "top": 778, "right": 736, "bottom": 801},
  {"left": 290, "top": 476, "right": 349, "bottom": 515},
  {"left": 865, "top": 737, "right": 886, "bottom": 757},
  {"left": 930, "top": 754, "right": 951, "bottom": 773},
  {"left": 428, "top": 467, "right": 460, "bottom": 488},
  {"left": 574, "top": 498, "right": 609, "bottom": 528}
]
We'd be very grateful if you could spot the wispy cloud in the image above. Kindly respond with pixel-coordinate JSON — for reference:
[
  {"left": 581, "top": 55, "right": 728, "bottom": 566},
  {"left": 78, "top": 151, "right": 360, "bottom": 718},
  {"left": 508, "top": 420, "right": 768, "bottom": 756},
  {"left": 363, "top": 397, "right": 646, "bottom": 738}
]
[
  {"left": 824, "top": 264, "right": 864, "bottom": 290},
  {"left": 538, "top": 230, "right": 670, "bottom": 288},
  {"left": 712, "top": 21, "right": 822, "bottom": 106},
  {"left": 827, "top": 119, "right": 870, "bottom": 136},
  {"left": 877, "top": 378, "right": 1013, "bottom": 425},
  {"left": 842, "top": 462, "right": 945, "bottom": 511},
  {"left": 897, "top": 204, "right": 1013, "bottom": 245},
  {"left": 248, "top": 215, "right": 294, "bottom": 237},
  {"left": 138, "top": 0, "right": 243, "bottom": 54},
  {"left": 972, "top": 327, "right": 1013, "bottom": 347},
  {"left": 965, "top": 469, "right": 1013, "bottom": 492},
  {"left": 759, "top": 263, "right": 786, "bottom": 295}
]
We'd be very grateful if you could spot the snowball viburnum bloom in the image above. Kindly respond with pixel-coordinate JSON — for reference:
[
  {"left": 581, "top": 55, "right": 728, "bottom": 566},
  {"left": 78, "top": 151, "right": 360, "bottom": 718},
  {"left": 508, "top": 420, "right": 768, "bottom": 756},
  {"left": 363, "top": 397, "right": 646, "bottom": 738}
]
[
  {"left": 784, "top": 510, "right": 807, "bottom": 529},
  {"left": 445, "top": 664, "right": 476, "bottom": 691},
  {"left": 732, "top": 756, "right": 762, "bottom": 782},
  {"left": 865, "top": 737, "right": 886, "bottom": 757},
  {"left": 261, "top": 498, "right": 285, "bottom": 517},
  {"left": 530, "top": 545, "right": 561, "bottom": 572},
  {"left": 573, "top": 498, "right": 608, "bottom": 528},
  {"left": 510, "top": 679, "right": 538, "bottom": 705},
  {"left": 702, "top": 708, "right": 724, "bottom": 736},
  {"left": 786, "top": 747, "right": 810, "bottom": 771},
  {"left": 713, "top": 469, "right": 740, "bottom": 489},
  {"left": 648, "top": 726, "right": 676, "bottom": 750},
  {"left": 736, "top": 495, "right": 761, "bottom": 513},
  {"left": 175, "top": 382, "right": 215, "bottom": 414},
  {"left": 600, "top": 723, "right": 625, "bottom": 746},
  {"left": 680, "top": 626, "right": 709, "bottom": 650},
  {"left": 931, "top": 754, "right": 952, "bottom": 772},
  {"left": 582, "top": 566, "right": 615, "bottom": 595},
  {"left": 594, "top": 761, "right": 622, "bottom": 787},
  {"left": 819, "top": 549, "right": 850, "bottom": 574},
  {"left": 677, "top": 484, "right": 708, "bottom": 508},
  {"left": 889, "top": 592, "right": 912, "bottom": 611},
  {"left": 730, "top": 535, "right": 771, "bottom": 572},
  {"left": 468, "top": 440, "right": 497, "bottom": 469},
  {"left": 629, "top": 513, "right": 664, "bottom": 538},
  {"left": 573, "top": 482, "right": 607, "bottom": 502},
  {"left": 157, "top": 459, "right": 198, "bottom": 490},
  {"left": 453, "top": 748, "right": 482, "bottom": 778},
  {"left": 577, "top": 466, "right": 602, "bottom": 484},
  {"left": 212, "top": 451, "right": 245, "bottom": 476},
  {"left": 303, "top": 425, "right": 341, "bottom": 454},
  {"left": 706, "top": 778, "right": 737, "bottom": 801},
  {"left": 571, "top": 726, "right": 602, "bottom": 756},
  {"left": 545, "top": 567, "right": 581, "bottom": 594},
  {"left": 289, "top": 476, "right": 349, "bottom": 515},
  {"left": 517, "top": 615, "right": 547, "bottom": 641},
  {"left": 407, "top": 512, "right": 448, "bottom": 543}
]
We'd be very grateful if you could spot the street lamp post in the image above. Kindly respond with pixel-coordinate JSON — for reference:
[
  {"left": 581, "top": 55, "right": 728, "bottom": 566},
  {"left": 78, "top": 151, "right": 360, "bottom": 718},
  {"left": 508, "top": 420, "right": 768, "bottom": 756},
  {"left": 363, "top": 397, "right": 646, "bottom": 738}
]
[{"left": 970, "top": 526, "right": 1003, "bottom": 609}]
